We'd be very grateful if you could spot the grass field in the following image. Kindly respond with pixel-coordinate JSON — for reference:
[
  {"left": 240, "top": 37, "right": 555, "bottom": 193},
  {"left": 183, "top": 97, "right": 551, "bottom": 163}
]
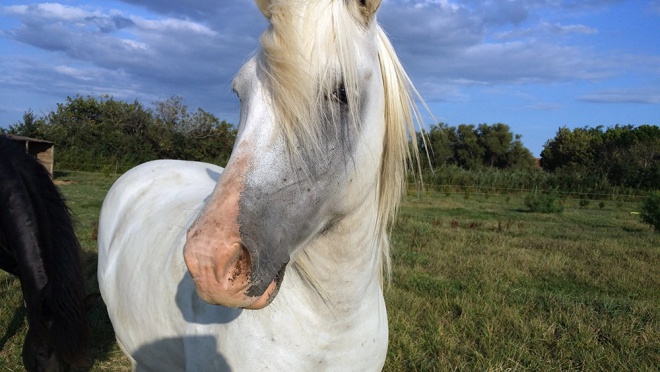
[{"left": 1, "top": 171, "right": 658, "bottom": 371}]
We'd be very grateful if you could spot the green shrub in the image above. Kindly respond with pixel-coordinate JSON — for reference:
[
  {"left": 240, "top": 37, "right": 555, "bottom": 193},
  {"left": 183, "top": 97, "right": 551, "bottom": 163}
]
[
  {"left": 640, "top": 191, "right": 660, "bottom": 232},
  {"left": 524, "top": 190, "right": 564, "bottom": 214},
  {"left": 579, "top": 198, "right": 590, "bottom": 208},
  {"left": 101, "top": 164, "right": 112, "bottom": 177}
]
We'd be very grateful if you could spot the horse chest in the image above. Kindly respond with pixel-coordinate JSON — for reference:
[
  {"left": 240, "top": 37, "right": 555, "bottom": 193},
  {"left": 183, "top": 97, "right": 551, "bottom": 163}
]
[
  {"left": 179, "top": 278, "right": 388, "bottom": 371},
  {"left": 222, "top": 290, "right": 387, "bottom": 370}
]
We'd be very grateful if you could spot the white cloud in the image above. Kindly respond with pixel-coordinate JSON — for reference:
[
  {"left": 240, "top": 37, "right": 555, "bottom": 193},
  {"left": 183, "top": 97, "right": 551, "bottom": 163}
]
[
  {"left": 0, "top": 0, "right": 657, "bottom": 132},
  {"left": 375, "top": 0, "right": 650, "bottom": 105},
  {"left": 54, "top": 65, "right": 96, "bottom": 80},
  {"left": 543, "top": 23, "right": 598, "bottom": 36},
  {"left": 579, "top": 88, "right": 660, "bottom": 104},
  {"left": 494, "top": 22, "right": 598, "bottom": 40},
  {"left": 133, "top": 17, "right": 217, "bottom": 36},
  {"left": 525, "top": 103, "right": 563, "bottom": 111},
  {"left": 4, "top": 0, "right": 622, "bottom": 101},
  {"left": 3, "top": 3, "right": 95, "bottom": 21},
  {"left": 3, "top": 3, "right": 253, "bottom": 84}
]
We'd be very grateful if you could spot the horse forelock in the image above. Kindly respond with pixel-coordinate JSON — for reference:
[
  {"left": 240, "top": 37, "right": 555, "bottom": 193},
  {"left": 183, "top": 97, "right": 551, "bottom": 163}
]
[
  {"left": 255, "top": 1, "right": 424, "bottom": 284},
  {"left": 257, "top": 0, "right": 364, "bottom": 155}
]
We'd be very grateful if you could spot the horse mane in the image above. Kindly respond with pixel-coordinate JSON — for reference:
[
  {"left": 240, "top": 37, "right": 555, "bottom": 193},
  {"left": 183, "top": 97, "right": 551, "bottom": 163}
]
[
  {"left": 0, "top": 135, "right": 89, "bottom": 366},
  {"left": 256, "top": 2, "right": 423, "bottom": 283},
  {"left": 375, "top": 26, "right": 425, "bottom": 282}
]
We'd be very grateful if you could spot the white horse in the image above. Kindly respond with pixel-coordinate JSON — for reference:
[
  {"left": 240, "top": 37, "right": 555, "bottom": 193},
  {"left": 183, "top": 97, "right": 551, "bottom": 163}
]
[{"left": 98, "top": 0, "right": 423, "bottom": 370}]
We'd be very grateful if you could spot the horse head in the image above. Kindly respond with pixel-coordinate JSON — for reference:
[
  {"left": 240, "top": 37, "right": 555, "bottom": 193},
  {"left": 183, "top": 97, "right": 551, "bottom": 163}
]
[{"left": 184, "top": 0, "right": 419, "bottom": 309}]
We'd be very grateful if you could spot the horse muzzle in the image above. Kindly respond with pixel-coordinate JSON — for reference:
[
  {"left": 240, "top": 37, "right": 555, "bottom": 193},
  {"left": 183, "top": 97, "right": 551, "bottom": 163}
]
[{"left": 184, "top": 222, "right": 287, "bottom": 309}]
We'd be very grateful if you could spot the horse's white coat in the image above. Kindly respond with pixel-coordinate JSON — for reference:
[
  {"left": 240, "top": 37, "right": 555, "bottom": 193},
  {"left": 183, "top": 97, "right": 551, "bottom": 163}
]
[
  {"left": 98, "top": 0, "right": 423, "bottom": 370},
  {"left": 98, "top": 159, "right": 388, "bottom": 371}
]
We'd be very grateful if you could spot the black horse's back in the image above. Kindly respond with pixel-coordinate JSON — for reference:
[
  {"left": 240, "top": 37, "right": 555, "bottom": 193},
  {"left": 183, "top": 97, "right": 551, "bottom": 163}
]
[{"left": 0, "top": 135, "right": 90, "bottom": 371}]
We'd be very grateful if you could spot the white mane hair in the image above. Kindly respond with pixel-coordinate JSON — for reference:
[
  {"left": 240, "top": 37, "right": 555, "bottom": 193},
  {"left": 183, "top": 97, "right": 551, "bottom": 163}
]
[{"left": 256, "top": 0, "right": 425, "bottom": 283}]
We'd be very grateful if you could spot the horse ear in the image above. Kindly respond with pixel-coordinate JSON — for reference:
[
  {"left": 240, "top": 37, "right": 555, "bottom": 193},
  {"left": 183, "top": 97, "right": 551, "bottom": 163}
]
[
  {"left": 358, "top": 0, "right": 382, "bottom": 20},
  {"left": 255, "top": 0, "right": 271, "bottom": 18}
]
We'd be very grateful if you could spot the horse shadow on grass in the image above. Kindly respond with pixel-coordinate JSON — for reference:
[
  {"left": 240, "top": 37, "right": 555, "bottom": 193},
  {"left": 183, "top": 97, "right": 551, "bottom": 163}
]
[{"left": 53, "top": 170, "right": 71, "bottom": 179}]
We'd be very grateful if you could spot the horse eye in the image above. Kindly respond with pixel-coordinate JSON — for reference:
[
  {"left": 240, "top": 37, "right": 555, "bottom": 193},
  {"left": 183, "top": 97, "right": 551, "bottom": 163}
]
[{"left": 332, "top": 84, "right": 348, "bottom": 105}]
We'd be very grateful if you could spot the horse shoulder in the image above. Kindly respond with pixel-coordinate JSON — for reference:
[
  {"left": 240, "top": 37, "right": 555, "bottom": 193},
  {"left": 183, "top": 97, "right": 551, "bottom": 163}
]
[
  {"left": 99, "top": 160, "right": 222, "bottom": 256},
  {"left": 98, "top": 160, "right": 225, "bottom": 356}
]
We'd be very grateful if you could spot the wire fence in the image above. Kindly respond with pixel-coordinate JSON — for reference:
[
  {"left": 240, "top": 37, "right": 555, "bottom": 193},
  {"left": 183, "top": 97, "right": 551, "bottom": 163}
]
[
  {"left": 54, "top": 162, "right": 652, "bottom": 204},
  {"left": 56, "top": 161, "right": 136, "bottom": 175},
  {"left": 407, "top": 183, "right": 650, "bottom": 203}
]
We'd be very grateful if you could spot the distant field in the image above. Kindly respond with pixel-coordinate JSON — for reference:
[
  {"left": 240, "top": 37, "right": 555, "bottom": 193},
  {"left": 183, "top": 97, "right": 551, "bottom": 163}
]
[
  {"left": 1, "top": 171, "right": 658, "bottom": 371},
  {"left": 386, "top": 190, "right": 659, "bottom": 370}
]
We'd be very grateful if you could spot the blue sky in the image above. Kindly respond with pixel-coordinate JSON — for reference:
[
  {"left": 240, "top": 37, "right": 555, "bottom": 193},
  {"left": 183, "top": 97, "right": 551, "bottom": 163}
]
[{"left": 1, "top": 0, "right": 659, "bottom": 156}]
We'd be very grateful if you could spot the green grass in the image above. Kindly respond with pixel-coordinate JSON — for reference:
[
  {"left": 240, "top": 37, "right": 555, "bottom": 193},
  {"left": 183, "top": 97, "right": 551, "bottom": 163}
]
[
  {"left": 385, "top": 190, "right": 659, "bottom": 371},
  {"left": 1, "top": 174, "right": 658, "bottom": 371}
]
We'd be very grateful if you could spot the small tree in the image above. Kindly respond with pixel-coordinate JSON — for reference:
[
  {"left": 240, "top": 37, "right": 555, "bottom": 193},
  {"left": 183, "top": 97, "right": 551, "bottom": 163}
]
[
  {"left": 7, "top": 110, "right": 46, "bottom": 138},
  {"left": 524, "top": 190, "right": 563, "bottom": 214},
  {"left": 640, "top": 191, "right": 660, "bottom": 232}
]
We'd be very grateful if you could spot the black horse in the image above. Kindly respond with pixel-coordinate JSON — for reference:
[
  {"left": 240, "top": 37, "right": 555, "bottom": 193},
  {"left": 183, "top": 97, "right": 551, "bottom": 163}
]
[{"left": 0, "top": 135, "right": 89, "bottom": 371}]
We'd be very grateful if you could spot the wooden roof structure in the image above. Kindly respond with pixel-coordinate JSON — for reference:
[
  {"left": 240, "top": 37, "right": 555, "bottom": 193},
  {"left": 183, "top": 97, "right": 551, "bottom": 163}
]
[{"left": 3, "top": 134, "right": 55, "bottom": 176}]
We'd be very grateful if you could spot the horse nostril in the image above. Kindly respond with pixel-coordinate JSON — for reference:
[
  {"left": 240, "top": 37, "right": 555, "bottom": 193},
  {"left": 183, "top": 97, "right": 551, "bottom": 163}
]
[{"left": 228, "top": 242, "right": 251, "bottom": 285}]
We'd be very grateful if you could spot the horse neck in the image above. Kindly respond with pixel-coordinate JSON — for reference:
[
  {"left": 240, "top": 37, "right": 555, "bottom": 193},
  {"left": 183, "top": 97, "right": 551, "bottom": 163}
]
[{"left": 288, "top": 187, "right": 384, "bottom": 312}]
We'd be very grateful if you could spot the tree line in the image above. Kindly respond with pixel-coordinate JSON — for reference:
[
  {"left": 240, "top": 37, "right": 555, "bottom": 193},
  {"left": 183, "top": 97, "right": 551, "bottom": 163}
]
[
  {"left": 417, "top": 122, "right": 537, "bottom": 170},
  {"left": 416, "top": 122, "right": 659, "bottom": 194},
  {"left": 3, "top": 95, "right": 236, "bottom": 172},
  {"left": 541, "top": 125, "right": 660, "bottom": 190},
  {"left": 2, "top": 95, "right": 658, "bottom": 194}
]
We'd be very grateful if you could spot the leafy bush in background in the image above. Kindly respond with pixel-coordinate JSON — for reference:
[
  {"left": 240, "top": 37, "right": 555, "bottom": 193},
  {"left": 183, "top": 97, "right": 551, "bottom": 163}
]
[
  {"left": 4, "top": 95, "right": 237, "bottom": 172},
  {"left": 524, "top": 190, "right": 564, "bottom": 214},
  {"left": 640, "top": 191, "right": 660, "bottom": 232}
]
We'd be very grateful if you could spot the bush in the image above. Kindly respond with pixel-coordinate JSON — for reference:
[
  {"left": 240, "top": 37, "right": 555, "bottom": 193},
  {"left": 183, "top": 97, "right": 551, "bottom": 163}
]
[
  {"left": 640, "top": 191, "right": 660, "bottom": 232},
  {"left": 524, "top": 190, "right": 563, "bottom": 214}
]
